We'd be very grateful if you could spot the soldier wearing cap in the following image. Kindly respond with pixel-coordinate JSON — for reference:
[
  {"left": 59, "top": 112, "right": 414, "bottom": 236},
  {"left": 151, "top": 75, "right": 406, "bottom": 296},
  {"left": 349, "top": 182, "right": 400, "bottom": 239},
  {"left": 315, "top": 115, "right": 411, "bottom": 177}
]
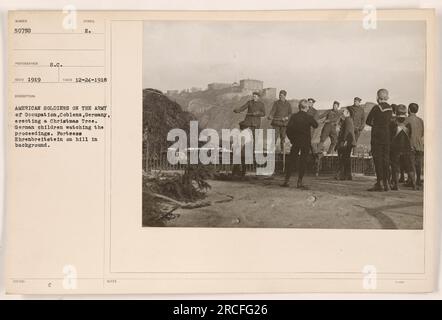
[
  {"left": 231, "top": 121, "right": 254, "bottom": 178},
  {"left": 347, "top": 97, "right": 366, "bottom": 144},
  {"left": 390, "top": 104, "right": 417, "bottom": 190},
  {"left": 389, "top": 103, "right": 406, "bottom": 183},
  {"left": 233, "top": 91, "right": 265, "bottom": 177},
  {"left": 405, "top": 103, "right": 424, "bottom": 187},
  {"left": 234, "top": 91, "right": 266, "bottom": 139},
  {"left": 336, "top": 107, "right": 356, "bottom": 180},
  {"left": 268, "top": 90, "right": 292, "bottom": 152},
  {"left": 366, "top": 88, "right": 393, "bottom": 191},
  {"left": 317, "top": 101, "right": 341, "bottom": 154}
]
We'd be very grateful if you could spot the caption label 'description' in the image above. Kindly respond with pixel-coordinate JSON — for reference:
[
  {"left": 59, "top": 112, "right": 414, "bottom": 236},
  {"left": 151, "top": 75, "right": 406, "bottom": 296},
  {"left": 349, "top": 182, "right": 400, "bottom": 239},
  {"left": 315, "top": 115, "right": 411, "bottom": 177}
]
[{"left": 13, "top": 105, "right": 109, "bottom": 148}]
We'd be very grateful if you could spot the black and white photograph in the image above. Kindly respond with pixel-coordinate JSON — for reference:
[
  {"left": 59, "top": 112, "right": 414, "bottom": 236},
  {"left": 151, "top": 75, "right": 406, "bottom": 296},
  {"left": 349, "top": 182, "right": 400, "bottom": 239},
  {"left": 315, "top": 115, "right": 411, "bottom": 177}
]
[
  {"left": 142, "top": 19, "right": 425, "bottom": 229},
  {"left": 3, "top": 5, "right": 439, "bottom": 297}
]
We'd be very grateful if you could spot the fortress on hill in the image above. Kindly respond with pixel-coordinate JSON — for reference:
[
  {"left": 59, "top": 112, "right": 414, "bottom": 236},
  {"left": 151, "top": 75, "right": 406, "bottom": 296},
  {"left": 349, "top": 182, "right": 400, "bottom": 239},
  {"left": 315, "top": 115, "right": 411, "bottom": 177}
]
[{"left": 167, "top": 79, "right": 277, "bottom": 100}]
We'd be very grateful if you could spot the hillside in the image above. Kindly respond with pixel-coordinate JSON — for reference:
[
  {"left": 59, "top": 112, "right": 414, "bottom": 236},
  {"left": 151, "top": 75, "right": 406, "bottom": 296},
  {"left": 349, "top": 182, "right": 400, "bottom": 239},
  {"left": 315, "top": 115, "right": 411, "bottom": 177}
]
[
  {"left": 142, "top": 88, "right": 196, "bottom": 158},
  {"left": 168, "top": 88, "right": 299, "bottom": 130}
]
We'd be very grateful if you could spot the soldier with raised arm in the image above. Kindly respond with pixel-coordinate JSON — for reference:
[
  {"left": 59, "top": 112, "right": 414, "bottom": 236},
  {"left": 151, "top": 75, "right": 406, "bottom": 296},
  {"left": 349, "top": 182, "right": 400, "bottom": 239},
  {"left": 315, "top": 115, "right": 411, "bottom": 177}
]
[
  {"left": 233, "top": 91, "right": 266, "bottom": 177},
  {"left": 234, "top": 91, "right": 266, "bottom": 136},
  {"left": 282, "top": 99, "right": 319, "bottom": 189},
  {"left": 317, "top": 100, "right": 341, "bottom": 155}
]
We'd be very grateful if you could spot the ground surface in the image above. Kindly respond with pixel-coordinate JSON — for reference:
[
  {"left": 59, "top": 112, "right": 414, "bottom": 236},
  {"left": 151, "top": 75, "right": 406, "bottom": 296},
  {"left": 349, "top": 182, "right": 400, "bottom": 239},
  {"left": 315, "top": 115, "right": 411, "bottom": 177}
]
[{"left": 164, "top": 175, "right": 423, "bottom": 229}]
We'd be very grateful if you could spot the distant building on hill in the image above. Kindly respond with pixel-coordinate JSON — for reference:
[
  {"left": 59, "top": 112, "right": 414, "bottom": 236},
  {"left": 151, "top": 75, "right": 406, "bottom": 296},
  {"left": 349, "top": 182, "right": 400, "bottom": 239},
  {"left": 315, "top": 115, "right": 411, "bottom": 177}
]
[
  {"left": 188, "top": 99, "right": 213, "bottom": 114},
  {"left": 190, "top": 87, "right": 203, "bottom": 93}
]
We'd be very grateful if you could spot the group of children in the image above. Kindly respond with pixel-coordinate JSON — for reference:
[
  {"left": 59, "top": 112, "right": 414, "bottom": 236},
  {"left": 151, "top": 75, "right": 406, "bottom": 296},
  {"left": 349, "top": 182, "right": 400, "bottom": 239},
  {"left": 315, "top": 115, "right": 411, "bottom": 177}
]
[
  {"left": 233, "top": 89, "right": 424, "bottom": 191},
  {"left": 387, "top": 102, "right": 424, "bottom": 190},
  {"left": 363, "top": 88, "right": 424, "bottom": 192}
]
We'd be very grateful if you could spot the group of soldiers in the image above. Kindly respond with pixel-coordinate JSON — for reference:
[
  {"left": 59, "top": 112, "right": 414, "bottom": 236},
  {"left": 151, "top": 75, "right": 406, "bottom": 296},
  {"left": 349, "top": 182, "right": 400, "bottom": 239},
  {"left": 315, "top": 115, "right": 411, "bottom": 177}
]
[{"left": 233, "top": 88, "right": 424, "bottom": 191}]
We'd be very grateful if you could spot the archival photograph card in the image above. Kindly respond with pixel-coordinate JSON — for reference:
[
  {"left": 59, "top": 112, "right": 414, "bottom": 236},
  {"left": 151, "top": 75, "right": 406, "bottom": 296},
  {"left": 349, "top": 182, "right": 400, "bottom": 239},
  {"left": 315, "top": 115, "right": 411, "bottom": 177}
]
[{"left": 141, "top": 19, "right": 425, "bottom": 230}]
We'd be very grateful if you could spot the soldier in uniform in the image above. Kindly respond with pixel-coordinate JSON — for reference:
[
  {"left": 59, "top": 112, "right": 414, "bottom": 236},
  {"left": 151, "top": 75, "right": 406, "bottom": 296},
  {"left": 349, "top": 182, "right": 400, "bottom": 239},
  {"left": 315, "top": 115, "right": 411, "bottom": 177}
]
[
  {"left": 268, "top": 90, "right": 292, "bottom": 152},
  {"left": 347, "top": 97, "right": 366, "bottom": 146},
  {"left": 336, "top": 108, "right": 356, "bottom": 180},
  {"left": 317, "top": 101, "right": 341, "bottom": 155},
  {"left": 233, "top": 91, "right": 266, "bottom": 177},
  {"left": 390, "top": 104, "right": 417, "bottom": 190},
  {"left": 405, "top": 103, "right": 424, "bottom": 187},
  {"left": 365, "top": 89, "right": 393, "bottom": 191},
  {"left": 281, "top": 99, "right": 318, "bottom": 189}
]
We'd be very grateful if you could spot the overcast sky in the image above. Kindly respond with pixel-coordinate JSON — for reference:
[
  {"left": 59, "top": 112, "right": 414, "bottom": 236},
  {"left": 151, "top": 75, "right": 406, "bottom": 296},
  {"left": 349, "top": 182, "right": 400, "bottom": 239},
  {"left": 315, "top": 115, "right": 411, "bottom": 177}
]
[{"left": 143, "top": 20, "right": 426, "bottom": 111}]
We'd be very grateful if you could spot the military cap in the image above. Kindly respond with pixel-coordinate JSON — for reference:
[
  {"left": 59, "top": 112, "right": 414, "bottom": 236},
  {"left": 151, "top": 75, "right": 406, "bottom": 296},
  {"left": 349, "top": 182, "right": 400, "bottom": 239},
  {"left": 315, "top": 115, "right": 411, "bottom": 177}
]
[
  {"left": 396, "top": 104, "right": 407, "bottom": 117},
  {"left": 354, "top": 97, "right": 362, "bottom": 102},
  {"left": 408, "top": 103, "right": 419, "bottom": 114},
  {"left": 307, "top": 98, "right": 316, "bottom": 103},
  {"left": 377, "top": 88, "right": 389, "bottom": 101}
]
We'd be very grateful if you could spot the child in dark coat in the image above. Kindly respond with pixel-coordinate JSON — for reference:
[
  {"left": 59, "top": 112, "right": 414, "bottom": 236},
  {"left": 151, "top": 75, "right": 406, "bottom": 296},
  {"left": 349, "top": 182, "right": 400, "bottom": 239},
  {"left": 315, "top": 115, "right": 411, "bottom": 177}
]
[{"left": 336, "top": 108, "right": 356, "bottom": 180}]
